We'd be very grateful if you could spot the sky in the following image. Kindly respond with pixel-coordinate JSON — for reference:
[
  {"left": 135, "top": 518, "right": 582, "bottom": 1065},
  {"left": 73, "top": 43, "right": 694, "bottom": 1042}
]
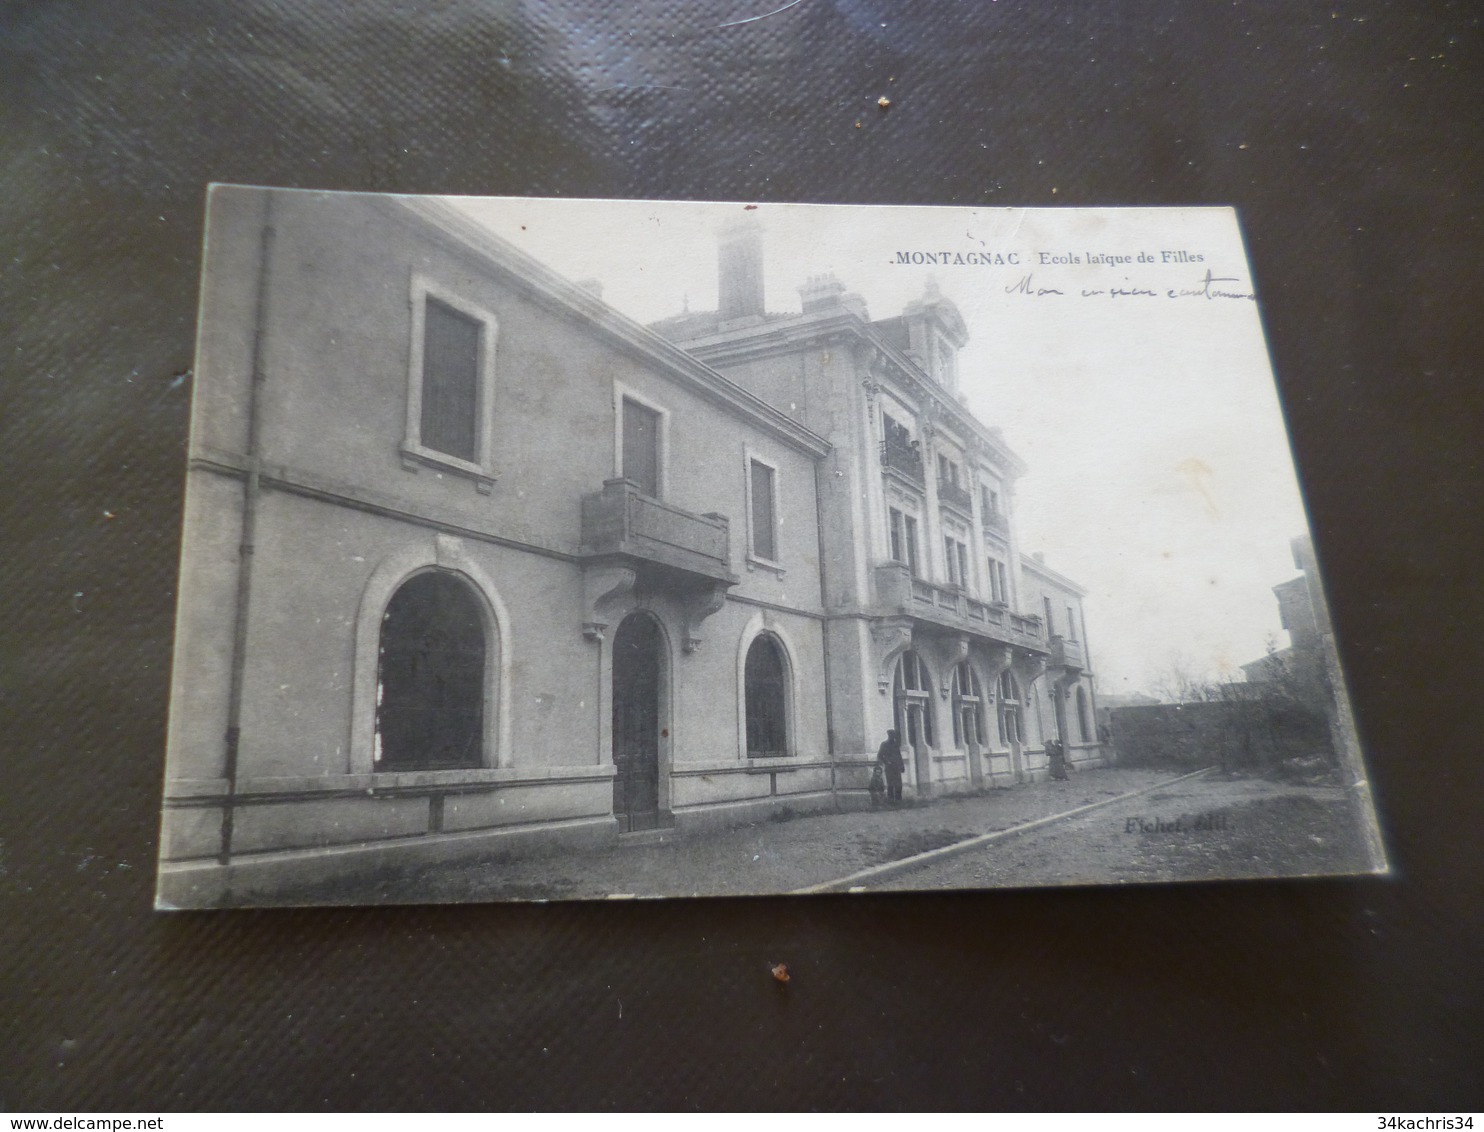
[{"left": 453, "top": 196, "right": 1313, "bottom": 697}]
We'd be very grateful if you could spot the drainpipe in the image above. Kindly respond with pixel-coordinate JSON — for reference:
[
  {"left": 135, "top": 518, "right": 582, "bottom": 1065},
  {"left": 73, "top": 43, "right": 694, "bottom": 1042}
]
[
  {"left": 220, "top": 194, "right": 276, "bottom": 865},
  {"left": 814, "top": 455, "right": 839, "bottom": 810}
]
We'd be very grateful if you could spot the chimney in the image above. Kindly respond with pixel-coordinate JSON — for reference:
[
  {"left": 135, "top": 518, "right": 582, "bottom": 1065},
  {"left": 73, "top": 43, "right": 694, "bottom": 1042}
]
[
  {"left": 799, "top": 273, "right": 845, "bottom": 313},
  {"left": 718, "top": 214, "right": 765, "bottom": 322}
]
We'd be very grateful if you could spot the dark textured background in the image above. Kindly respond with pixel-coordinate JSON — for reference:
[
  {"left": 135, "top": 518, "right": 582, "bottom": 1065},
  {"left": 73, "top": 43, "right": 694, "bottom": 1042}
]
[{"left": 2, "top": 0, "right": 1481, "bottom": 1110}]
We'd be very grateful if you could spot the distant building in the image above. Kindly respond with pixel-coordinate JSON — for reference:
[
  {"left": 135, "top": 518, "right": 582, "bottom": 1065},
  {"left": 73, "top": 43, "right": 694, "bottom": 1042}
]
[
  {"left": 1240, "top": 536, "right": 1335, "bottom": 720},
  {"left": 158, "top": 189, "right": 1106, "bottom": 904}
]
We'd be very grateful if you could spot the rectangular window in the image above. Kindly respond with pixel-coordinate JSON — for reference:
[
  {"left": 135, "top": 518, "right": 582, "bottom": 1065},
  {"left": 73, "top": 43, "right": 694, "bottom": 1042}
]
[
  {"left": 1044, "top": 596, "right": 1056, "bottom": 635},
  {"left": 622, "top": 397, "right": 661, "bottom": 497},
  {"left": 889, "top": 508, "right": 919, "bottom": 575},
  {"left": 982, "top": 485, "right": 1001, "bottom": 518},
  {"left": 420, "top": 297, "right": 481, "bottom": 463},
  {"left": 404, "top": 279, "right": 499, "bottom": 490},
  {"left": 1067, "top": 603, "right": 1077, "bottom": 640},
  {"left": 749, "top": 458, "right": 777, "bottom": 561},
  {"left": 945, "top": 536, "right": 969, "bottom": 587},
  {"left": 990, "top": 558, "right": 1010, "bottom": 603},
  {"left": 883, "top": 412, "right": 909, "bottom": 448}
]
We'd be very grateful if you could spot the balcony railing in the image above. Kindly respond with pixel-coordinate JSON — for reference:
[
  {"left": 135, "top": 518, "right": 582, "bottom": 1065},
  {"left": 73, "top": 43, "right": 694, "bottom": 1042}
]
[
  {"left": 874, "top": 562, "right": 1045, "bottom": 651},
  {"left": 580, "top": 478, "right": 734, "bottom": 582},
  {"left": 879, "top": 438, "right": 924, "bottom": 484},
  {"left": 937, "top": 478, "right": 973, "bottom": 512}
]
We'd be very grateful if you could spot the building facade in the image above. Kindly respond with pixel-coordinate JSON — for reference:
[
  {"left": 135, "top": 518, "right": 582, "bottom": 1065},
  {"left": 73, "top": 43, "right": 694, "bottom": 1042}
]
[{"left": 158, "top": 188, "right": 1105, "bottom": 905}]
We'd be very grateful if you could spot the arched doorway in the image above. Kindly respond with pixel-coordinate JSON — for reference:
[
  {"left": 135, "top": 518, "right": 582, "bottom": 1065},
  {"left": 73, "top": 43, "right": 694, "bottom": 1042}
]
[
  {"left": 744, "top": 634, "right": 788, "bottom": 757},
  {"left": 893, "top": 650, "right": 936, "bottom": 795},
  {"left": 997, "top": 670, "right": 1026, "bottom": 782},
  {"left": 612, "top": 612, "right": 665, "bottom": 832},
  {"left": 375, "top": 570, "right": 486, "bottom": 770},
  {"left": 952, "top": 660, "right": 985, "bottom": 785}
]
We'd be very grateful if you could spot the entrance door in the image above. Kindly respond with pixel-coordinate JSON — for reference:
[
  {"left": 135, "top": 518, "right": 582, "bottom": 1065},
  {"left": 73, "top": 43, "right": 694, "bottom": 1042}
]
[
  {"left": 999, "top": 670, "right": 1026, "bottom": 784},
  {"left": 612, "top": 613, "right": 663, "bottom": 832},
  {"left": 894, "top": 650, "right": 935, "bottom": 798},
  {"left": 954, "top": 661, "right": 984, "bottom": 786}
]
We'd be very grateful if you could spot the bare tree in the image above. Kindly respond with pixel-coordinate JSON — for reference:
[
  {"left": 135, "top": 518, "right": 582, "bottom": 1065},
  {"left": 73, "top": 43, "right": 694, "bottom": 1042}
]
[
  {"left": 1146, "top": 643, "right": 1334, "bottom": 775},
  {"left": 1150, "top": 652, "right": 1214, "bottom": 705}
]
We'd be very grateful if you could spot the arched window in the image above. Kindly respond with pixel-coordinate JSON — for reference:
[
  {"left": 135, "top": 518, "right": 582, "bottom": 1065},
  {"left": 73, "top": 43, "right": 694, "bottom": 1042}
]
[
  {"left": 894, "top": 650, "right": 935, "bottom": 749},
  {"left": 744, "top": 634, "right": 789, "bottom": 757},
  {"left": 951, "top": 660, "right": 984, "bottom": 749},
  {"left": 375, "top": 571, "right": 485, "bottom": 770},
  {"left": 1076, "top": 685, "right": 1093, "bottom": 743},
  {"left": 997, "top": 670, "right": 1023, "bottom": 747}
]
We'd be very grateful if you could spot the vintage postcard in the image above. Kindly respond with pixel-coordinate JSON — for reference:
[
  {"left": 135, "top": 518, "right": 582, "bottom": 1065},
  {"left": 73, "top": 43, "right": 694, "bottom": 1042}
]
[{"left": 156, "top": 188, "right": 1387, "bottom": 908}]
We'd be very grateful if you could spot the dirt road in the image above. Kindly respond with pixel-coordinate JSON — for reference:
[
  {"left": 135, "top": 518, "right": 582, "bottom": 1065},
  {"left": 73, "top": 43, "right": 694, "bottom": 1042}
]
[
  {"left": 868, "top": 773, "right": 1375, "bottom": 892},
  {"left": 287, "top": 765, "right": 1377, "bottom": 905}
]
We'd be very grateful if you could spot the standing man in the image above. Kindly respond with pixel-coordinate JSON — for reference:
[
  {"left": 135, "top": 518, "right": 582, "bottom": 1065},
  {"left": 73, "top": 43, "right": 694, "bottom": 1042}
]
[
  {"left": 877, "top": 728, "right": 905, "bottom": 804},
  {"left": 1047, "top": 736, "right": 1069, "bottom": 780}
]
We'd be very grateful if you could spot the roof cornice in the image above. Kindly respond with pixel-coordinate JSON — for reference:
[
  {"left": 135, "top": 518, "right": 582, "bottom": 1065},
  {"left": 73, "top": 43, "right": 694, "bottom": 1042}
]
[{"left": 1020, "top": 554, "right": 1088, "bottom": 596}]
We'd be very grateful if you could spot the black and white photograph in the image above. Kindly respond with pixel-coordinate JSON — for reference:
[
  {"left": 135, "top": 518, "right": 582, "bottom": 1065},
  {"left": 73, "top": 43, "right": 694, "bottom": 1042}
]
[
  {"left": 8, "top": 0, "right": 1482, "bottom": 1112},
  {"left": 157, "top": 188, "right": 1387, "bottom": 908}
]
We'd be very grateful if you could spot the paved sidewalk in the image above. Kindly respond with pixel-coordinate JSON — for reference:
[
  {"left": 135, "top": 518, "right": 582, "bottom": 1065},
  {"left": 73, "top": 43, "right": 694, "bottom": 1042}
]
[{"left": 331, "top": 766, "right": 1197, "bottom": 904}]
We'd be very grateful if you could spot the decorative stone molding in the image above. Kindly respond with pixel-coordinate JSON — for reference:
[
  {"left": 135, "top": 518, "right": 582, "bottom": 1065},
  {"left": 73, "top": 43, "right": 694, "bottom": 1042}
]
[
  {"left": 982, "top": 644, "right": 1015, "bottom": 690},
  {"left": 870, "top": 617, "right": 915, "bottom": 692},
  {"left": 581, "top": 563, "right": 637, "bottom": 643},
  {"left": 680, "top": 581, "right": 729, "bottom": 653},
  {"left": 1053, "top": 667, "right": 1082, "bottom": 692},
  {"left": 350, "top": 536, "right": 514, "bottom": 773},
  {"left": 884, "top": 480, "right": 923, "bottom": 509},
  {"left": 1011, "top": 650, "right": 1048, "bottom": 689}
]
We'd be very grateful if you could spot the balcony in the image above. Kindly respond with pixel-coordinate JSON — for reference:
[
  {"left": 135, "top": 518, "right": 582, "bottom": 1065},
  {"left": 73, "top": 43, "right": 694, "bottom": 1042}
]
[
  {"left": 879, "top": 438, "right": 924, "bottom": 485},
  {"left": 874, "top": 562, "right": 1046, "bottom": 652},
  {"left": 1049, "top": 634, "right": 1085, "bottom": 671},
  {"left": 981, "top": 506, "right": 1008, "bottom": 535},
  {"left": 580, "top": 478, "right": 736, "bottom": 584},
  {"left": 937, "top": 478, "right": 973, "bottom": 513}
]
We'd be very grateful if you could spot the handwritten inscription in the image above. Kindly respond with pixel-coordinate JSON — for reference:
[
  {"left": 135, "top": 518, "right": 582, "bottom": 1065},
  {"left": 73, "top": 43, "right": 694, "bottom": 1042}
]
[
  {"left": 1080, "top": 284, "right": 1159, "bottom": 299},
  {"left": 1005, "top": 274, "right": 1063, "bottom": 297},
  {"left": 1004, "top": 269, "right": 1255, "bottom": 302},
  {"left": 1167, "top": 270, "right": 1256, "bottom": 300}
]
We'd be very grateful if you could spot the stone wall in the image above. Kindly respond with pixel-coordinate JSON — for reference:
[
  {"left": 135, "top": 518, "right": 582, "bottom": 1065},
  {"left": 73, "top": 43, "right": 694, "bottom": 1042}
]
[{"left": 1110, "top": 700, "right": 1333, "bottom": 770}]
